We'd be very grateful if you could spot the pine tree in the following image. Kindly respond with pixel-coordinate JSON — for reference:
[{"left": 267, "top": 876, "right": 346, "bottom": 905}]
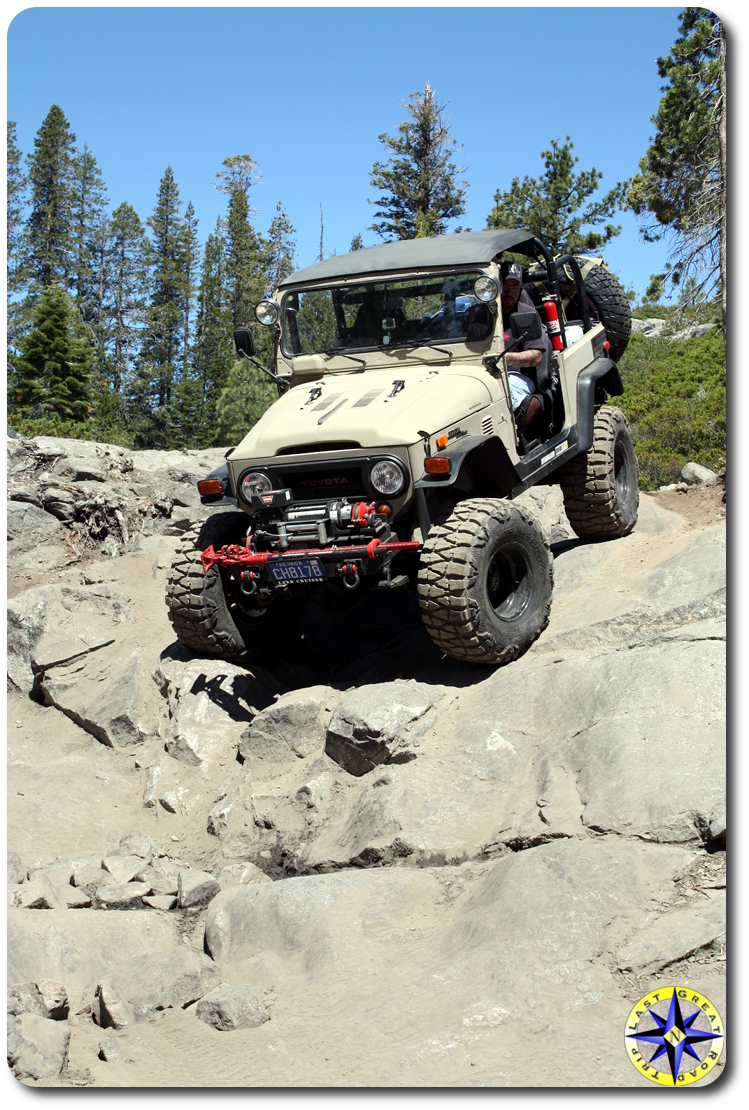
[
  {"left": 14, "top": 284, "right": 92, "bottom": 422},
  {"left": 26, "top": 104, "right": 76, "bottom": 292},
  {"left": 627, "top": 10, "right": 725, "bottom": 335},
  {"left": 135, "top": 167, "right": 188, "bottom": 446},
  {"left": 69, "top": 144, "right": 108, "bottom": 323},
  {"left": 486, "top": 137, "right": 626, "bottom": 255},
  {"left": 265, "top": 202, "right": 296, "bottom": 292},
  {"left": 191, "top": 220, "right": 234, "bottom": 444},
  {"left": 106, "top": 201, "right": 147, "bottom": 393},
  {"left": 350, "top": 233, "right": 364, "bottom": 252},
  {"left": 7, "top": 121, "right": 29, "bottom": 378},
  {"left": 368, "top": 82, "right": 467, "bottom": 240},
  {"left": 180, "top": 200, "right": 200, "bottom": 377}
]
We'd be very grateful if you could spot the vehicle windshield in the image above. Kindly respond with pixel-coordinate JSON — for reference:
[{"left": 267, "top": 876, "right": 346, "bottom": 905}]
[{"left": 281, "top": 272, "right": 495, "bottom": 357}]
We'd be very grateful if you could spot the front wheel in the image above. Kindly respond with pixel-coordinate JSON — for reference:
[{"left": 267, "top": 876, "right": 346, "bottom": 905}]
[
  {"left": 559, "top": 405, "right": 639, "bottom": 540},
  {"left": 417, "top": 499, "right": 553, "bottom": 665},
  {"left": 165, "top": 512, "right": 304, "bottom": 663}
]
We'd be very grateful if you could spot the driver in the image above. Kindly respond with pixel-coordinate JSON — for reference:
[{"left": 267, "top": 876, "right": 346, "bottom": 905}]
[{"left": 500, "top": 263, "right": 552, "bottom": 426}]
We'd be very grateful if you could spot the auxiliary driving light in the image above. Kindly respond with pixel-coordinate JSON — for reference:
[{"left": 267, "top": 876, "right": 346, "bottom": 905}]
[
  {"left": 255, "top": 300, "right": 279, "bottom": 326},
  {"left": 473, "top": 275, "right": 499, "bottom": 303},
  {"left": 370, "top": 460, "right": 404, "bottom": 496},
  {"left": 240, "top": 471, "right": 273, "bottom": 500}
]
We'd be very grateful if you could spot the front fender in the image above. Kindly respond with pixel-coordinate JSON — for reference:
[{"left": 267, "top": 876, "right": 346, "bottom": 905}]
[{"left": 413, "top": 434, "right": 519, "bottom": 496}]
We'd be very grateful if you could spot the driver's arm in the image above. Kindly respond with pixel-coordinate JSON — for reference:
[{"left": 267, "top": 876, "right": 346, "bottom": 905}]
[{"left": 505, "top": 349, "right": 543, "bottom": 369}]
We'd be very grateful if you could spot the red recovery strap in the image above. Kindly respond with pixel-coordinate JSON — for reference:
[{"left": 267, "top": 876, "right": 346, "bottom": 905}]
[{"left": 201, "top": 538, "right": 420, "bottom": 574}]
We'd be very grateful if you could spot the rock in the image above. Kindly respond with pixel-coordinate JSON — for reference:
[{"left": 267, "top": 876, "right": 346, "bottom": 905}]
[
  {"left": 631, "top": 316, "right": 667, "bottom": 337},
  {"left": 8, "top": 982, "right": 46, "bottom": 1017},
  {"left": 34, "top": 979, "right": 70, "bottom": 1020},
  {"left": 133, "top": 863, "right": 178, "bottom": 896},
  {"left": 98, "top": 883, "right": 150, "bottom": 910},
  {"left": 164, "top": 658, "right": 281, "bottom": 769},
  {"left": 514, "top": 485, "right": 574, "bottom": 544},
  {"left": 26, "top": 860, "right": 75, "bottom": 887},
  {"left": 7, "top": 1012, "right": 71, "bottom": 1080},
  {"left": 616, "top": 890, "right": 726, "bottom": 972},
  {"left": 325, "top": 680, "right": 445, "bottom": 776},
  {"left": 6, "top": 499, "right": 65, "bottom": 553},
  {"left": 681, "top": 461, "right": 718, "bottom": 485},
  {"left": 73, "top": 866, "right": 115, "bottom": 894},
  {"left": 119, "top": 833, "right": 156, "bottom": 860},
  {"left": 41, "top": 650, "right": 150, "bottom": 748},
  {"left": 98, "top": 1037, "right": 124, "bottom": 1061},
  {"left": 196, "top": 985, "right": 269, "bottom": 1031},
  {"left": 178, "top": 869, "right": 220, "bottom": 909},
  {"left": 31, "top": 630, "right": 116, "bottom": 675},
  {"left": 92, "top": 949, "right": 220, "bottom": 1017},
  {"left": 204, "top": 868, "right": 440, "bottom": 967},
  {"left": 62, "top": 887, "right": 92, "bottom": 909},
  {"left": 102, "top": 855, "right": 146, "bottom": 885},
  {"left": 237, "top": 687, "right": 330, "bottom": 766},
  {"left": 17, "top": 875, "right": 63, "bottom": 910},
  {"left": 7, "top": 581, "right": 132, "bottom": 694},
  {"left": 92, "top": 978, "right": 137, "bottom": 1029},
  {"left": 143, "top": 895, "right": 177, "bottom": 911},
  {"left": 8, "top": 850, "right": 24, "bottom": 885},
  {"left": 8, "top": 907, "right": 175, "bottom": 1003},
  {"left": 217, "top": 862, "right": 272, "bottom": 891}
]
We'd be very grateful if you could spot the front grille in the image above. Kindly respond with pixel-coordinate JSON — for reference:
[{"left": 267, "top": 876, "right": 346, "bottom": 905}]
[{"left": 279, "top": 466, "right": 367, "bottom": 501}]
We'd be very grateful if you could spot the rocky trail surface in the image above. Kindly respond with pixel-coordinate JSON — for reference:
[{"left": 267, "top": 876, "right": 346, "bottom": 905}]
[{"left": 6, "top": 433, "right": 726, "bottom": 1087}]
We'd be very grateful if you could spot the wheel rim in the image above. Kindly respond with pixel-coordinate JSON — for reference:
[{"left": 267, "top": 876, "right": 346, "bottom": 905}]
[
  {"left": 614, "top": 439, "right": 630, "bottom": 503},
  {"left": 486, "top": 543, "right": 533, "bottom": 620}
]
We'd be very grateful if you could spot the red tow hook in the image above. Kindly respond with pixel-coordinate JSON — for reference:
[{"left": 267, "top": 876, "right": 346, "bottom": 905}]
[{"left": 342, "top": 563, "right": 360, "bottom": 590}]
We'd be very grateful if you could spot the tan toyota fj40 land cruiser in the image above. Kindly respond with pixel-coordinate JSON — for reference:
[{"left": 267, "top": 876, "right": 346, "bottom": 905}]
[{"left": 166, "top": 229, "right": 637, "bottom": 665}]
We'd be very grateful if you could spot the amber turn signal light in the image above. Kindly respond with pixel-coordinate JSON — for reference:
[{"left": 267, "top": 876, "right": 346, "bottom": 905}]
[
  {"left": 197, "top": 479, "right": 224, "bottom": 496},
  {"left": 424, "top": 457, "right": 451, "bottom": 475},
  {"left": 376, "top": 503, "right": 392, "bottom": 517},
  {"left": 436, "top": 434, "right": 448, "bottom": 449}
]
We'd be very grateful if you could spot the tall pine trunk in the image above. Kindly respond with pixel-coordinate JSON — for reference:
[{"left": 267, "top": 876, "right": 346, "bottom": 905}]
[{"left": 719, "top": 21, "right": 727, "bottom": 350}]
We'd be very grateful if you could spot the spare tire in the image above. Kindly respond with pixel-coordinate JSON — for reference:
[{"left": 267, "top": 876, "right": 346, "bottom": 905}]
[
  {"left": 557, "top": 260, "right": 631, "bottom": 362},
  {"left": 575, "top": 260, "right": 631, "bottom": 362}
]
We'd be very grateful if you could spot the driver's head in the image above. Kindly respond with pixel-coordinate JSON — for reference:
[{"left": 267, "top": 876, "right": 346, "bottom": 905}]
[{"left": 501, "top": 262, "right": 523, "bottom": 314}]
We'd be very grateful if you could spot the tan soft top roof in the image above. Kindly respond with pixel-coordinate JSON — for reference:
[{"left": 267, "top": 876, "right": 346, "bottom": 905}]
[{"left": 278, "top": 229, "right": 537, "bottom": 288}]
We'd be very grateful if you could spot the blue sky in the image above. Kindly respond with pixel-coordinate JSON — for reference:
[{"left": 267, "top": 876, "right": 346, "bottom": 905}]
[{"left": 8, "top": 5, "right": 686, "bottom": 300}]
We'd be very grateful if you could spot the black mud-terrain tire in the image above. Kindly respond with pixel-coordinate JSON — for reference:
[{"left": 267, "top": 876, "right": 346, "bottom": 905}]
[
  {"left": 558, "top": 406, "right": 639, "bottom": 540},
  {"left": 578, "top": 260, "right": 632, "bottom": 362},
  {"left": 165, "top": 511, "right": 303, "bottom": 663},
  {"left": 417, "top": 498, "right": 553, "bottom": 665}
]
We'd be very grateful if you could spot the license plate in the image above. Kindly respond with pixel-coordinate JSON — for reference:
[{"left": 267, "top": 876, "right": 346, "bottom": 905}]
[{"left": 269, "top": 558, "right": 324, "bottom": 583}]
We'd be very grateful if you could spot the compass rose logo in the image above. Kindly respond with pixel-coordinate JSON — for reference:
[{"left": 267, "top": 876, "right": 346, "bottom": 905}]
[{"left": 624, "top": 986, "right": 724, "bottom": 1086}]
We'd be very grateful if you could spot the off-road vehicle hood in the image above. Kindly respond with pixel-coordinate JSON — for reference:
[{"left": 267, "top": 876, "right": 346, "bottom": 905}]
[{"left": 233, "top": 367, "right": 494, "bottom": 458}]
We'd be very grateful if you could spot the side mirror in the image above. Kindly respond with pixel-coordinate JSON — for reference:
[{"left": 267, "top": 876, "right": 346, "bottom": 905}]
[
  {"left": 510, "top": 310, "right": 542, "bottom": 343},
  {"left": 234, "top": 327, "right": 256, "bottom": 359}
]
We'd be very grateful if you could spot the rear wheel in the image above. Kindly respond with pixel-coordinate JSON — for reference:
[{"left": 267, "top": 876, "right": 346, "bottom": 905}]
[
  {"left": 559, "top": 406, "right": 639, "bottom": 540},
  {"left": 417, "top": 499, "right": 553, "bottom": 665},
  {"left": 165, "top": 512, "right": 303, "bottom": 663}
]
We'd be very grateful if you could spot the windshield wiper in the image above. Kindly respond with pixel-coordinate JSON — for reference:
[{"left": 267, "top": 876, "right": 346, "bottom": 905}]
[
  {"left": 391, "top": 340, "right": 453, "bottom": 359},
  {"left": 323, "top": 349, "right": 367, "bottom": 368}
]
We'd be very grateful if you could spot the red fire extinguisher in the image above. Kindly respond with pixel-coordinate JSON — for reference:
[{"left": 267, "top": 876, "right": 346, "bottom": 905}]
[{"left": 542, "top": 297, "right": 564, "bottom": 352}]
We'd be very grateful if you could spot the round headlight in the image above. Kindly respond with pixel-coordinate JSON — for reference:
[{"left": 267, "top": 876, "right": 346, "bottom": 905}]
[
  {"left": 255, "top": 300, "right": 279, "bottom": 326},
  {"left": 473, "top": 276, "right": 499, "bottom": 303},
  {"left": 241, "top": 471, "right": 273, "bottom": 500},
  {"left": 370, "top": 460, "right": 405, "bottom": 496}
]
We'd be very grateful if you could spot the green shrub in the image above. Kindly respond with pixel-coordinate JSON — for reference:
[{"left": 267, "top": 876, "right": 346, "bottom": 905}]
[{"left": 617, "top": 330, "right": 725, "bottom": 490}]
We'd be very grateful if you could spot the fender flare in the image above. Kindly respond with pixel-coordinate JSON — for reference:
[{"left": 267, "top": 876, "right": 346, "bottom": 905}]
[
  {"left": 413, "top": 434, "right": 519, "bottom": 496},
  {"left": 576, "top": 358, "right": 623, "bottom": 452}
]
